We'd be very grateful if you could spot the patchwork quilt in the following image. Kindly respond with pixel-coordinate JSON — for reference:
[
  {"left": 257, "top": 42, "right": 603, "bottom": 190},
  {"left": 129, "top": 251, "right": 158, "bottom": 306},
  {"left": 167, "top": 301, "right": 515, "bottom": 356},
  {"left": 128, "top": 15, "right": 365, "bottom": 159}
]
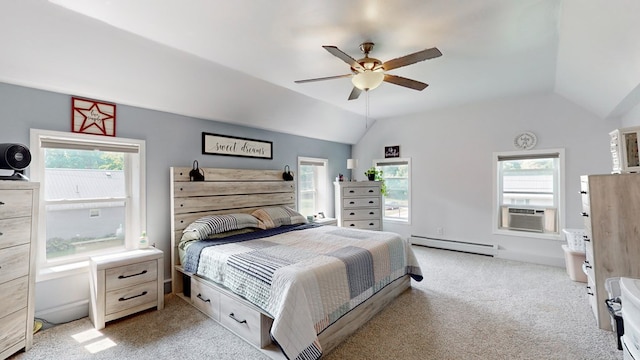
[{"left": 183, "top": 224, "right": 423, "bottom": 360}]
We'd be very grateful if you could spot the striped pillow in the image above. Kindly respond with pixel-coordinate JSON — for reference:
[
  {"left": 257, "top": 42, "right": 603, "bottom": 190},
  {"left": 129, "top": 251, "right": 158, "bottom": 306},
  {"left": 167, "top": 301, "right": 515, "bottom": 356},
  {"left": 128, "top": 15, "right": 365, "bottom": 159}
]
[
  {"left": 251, "top": 206, "right": 307, "bottom": 229},
  {"left": 183, "top": 213, "right": 265, "bottom": 241}
]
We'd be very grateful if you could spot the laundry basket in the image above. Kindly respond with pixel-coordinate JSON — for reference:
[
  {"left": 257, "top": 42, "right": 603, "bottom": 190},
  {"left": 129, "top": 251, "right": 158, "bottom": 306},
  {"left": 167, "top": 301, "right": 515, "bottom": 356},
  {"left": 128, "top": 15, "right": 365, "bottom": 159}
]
[{"left": 563, "top": 228, "right": 587, "bottom": 253}]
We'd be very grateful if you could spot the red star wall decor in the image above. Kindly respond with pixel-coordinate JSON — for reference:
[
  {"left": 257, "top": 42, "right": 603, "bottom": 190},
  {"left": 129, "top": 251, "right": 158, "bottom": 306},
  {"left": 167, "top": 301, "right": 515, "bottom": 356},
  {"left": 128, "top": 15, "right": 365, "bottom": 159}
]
[{"left": 71, "top": 97, "right": 116, "bottom": 136}]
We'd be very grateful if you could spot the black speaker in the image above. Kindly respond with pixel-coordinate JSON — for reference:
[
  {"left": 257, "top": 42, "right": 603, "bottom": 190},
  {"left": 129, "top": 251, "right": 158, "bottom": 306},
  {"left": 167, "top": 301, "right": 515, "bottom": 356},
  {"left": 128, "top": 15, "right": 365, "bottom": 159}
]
[{"left": 0, "top": 143, "right": 31, "bottom": 180}]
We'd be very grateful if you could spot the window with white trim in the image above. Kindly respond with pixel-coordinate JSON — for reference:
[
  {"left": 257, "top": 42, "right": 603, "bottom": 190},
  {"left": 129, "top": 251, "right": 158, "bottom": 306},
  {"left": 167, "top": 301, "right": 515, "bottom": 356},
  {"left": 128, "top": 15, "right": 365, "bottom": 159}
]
[
  {"left": 494, "top": 149, "right": 564, "bottom": 236},
  {"left": 30, "top": 129, "right": 146, "bottom": 273},
  {"left": 297, "top": 157, "right": 329, "bottom": 217},
  {"left": 374, "top": 158, "right": 411, "bottom": 223}
]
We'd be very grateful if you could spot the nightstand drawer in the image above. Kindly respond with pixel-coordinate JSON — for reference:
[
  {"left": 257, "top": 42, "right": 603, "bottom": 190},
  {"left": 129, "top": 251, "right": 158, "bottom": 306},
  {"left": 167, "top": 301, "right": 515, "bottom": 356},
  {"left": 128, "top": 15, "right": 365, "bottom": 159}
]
[
  {"left": 0, "top": 243, "right": 30, "bottom": 284},
  {"left": 191, "top": 277, "right": 220, "bottom": 320},
  {"left": 105, "top": 260, "right": 158, "bottom": 291},
  {"left": 0, "top": 276, "right": 28, "bottom": 319},
  {"left": 0, "top": 190, "right": 33, "bottom": 220},
  {"left": 105, "top": 280, "right": 158, "bottom": 315},
  {"left": 219, "top": 292, "right": 272, "bottom": 348},
  {"left": 343, "top": 197, "right": 380, "bottom": 208},
  {"left": 0, "top": 217, "right": 31, "bottom": 249},
  {"left": 0, "top": 308, "right": 27, "bottom": 353}
]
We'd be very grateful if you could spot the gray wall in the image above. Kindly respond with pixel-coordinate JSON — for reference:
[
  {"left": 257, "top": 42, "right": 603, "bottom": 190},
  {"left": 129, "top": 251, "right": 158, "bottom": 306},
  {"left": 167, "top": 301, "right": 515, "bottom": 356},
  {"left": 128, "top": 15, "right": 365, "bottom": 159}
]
[{"left": 0, "top": 81, "right": 351, "bottom": 322}]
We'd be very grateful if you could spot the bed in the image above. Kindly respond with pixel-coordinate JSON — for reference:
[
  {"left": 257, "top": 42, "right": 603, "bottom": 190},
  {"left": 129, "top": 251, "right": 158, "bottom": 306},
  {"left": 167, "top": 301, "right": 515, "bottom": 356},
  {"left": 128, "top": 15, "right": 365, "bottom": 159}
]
[{"left": 170, "top": 167, "right": 422, "bottom": 359}]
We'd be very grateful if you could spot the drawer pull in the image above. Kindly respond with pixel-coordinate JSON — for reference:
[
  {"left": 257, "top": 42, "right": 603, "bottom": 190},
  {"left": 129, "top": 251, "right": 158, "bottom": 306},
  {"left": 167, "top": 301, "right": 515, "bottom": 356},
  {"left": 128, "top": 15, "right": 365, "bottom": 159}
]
[
  {"left": 580, "top": 212, "right": 589, "bottom": 217},
  {"left": 196, "top": 293, "right": 211, "bottom": 303},
  {"left": 0, "top": 201, "right": 4, "bottom": 206},
  {"left": 119, "top": 291, "right": 147, "bottom": 302},
  {"left": 349, "top": 224, "right": 355, "bottom": 227},
  {"left": 348, "top": 190, "right": 355, "bottom": 193},
  {"left": 583, "top": 235, "right": 591, "bottom": 242},
  {"left": 349, "top": 212, "right": 355, "bottom": 215},
  {"left": 368, "top": 201, "right": 374, "bottom": 204},
  {"left": 583, "top": 261, "right": 592, "bottom": 269},
  {"left": 0, "top": 231, "right": 3, "bottom": 236},
  {"left": 369, "top": 212, "right": 374, "bottom": 215},
  {"left": 369, "top": 223, "right": 374, "bottom": 226},
  {"left": 349, "top": 201, "right": 355, "bottom": 205},
  {"left": 228, "top": 313, "right": 247, "bottom": 324},
  {"left": 580, "top": 190, "right": 587, "bottom": 194},
  {"left": 368, "top": 189, "right": 374, "bottom": 193},
  {"left": 586, "top": 286, "right": 594, "bottom": 296},
  {"left": 118, "top": 270, "right": 148, "bottom": 279}
]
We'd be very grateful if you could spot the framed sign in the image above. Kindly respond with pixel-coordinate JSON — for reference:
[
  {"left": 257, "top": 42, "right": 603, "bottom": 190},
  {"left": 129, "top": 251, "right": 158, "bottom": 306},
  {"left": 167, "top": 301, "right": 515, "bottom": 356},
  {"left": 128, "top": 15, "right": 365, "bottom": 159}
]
[
  {"left": 71, "top": 97, "right": 116, "bottom": 136},
  {"left": 202, "top": 132, "right": 273, "bottom": 159},
  {"left": 385, "top": 145, "right": 400, "bottom": 158}
]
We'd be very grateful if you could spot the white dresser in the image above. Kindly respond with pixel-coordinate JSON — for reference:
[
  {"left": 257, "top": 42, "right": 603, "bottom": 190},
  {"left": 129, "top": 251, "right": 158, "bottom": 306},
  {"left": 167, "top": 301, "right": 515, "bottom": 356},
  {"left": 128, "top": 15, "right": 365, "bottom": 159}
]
[
  {"left": 89, "top": 248, "right": 164, "bottom": 329},
  {"left": 0, "top": 181, "right": 38, "bottom": 360},
  {"left": 580, "top": 174, "right": 640, "bottom": 331},
  {"left": 334, "top": 181, "right": 382, "bottom": 231}
]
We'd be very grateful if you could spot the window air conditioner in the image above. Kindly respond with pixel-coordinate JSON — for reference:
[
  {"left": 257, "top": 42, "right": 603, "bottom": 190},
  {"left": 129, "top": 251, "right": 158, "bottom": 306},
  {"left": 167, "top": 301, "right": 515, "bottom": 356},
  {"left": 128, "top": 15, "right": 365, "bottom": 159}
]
[{"left": 501, "top": 207, "right": 550, "bottom": 232}]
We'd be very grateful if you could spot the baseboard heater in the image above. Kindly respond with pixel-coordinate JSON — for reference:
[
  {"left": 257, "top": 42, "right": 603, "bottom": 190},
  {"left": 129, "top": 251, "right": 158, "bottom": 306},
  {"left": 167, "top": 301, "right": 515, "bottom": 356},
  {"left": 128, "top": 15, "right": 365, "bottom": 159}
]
[{"left": 409, "top": 235, "right": 498, "bottom": 256}]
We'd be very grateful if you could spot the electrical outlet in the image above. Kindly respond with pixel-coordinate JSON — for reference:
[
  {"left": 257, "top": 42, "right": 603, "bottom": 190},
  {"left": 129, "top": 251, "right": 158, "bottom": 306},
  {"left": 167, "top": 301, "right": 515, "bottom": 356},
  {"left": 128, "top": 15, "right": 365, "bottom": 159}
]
[{"left": 436, "top": 227, "right": 444, "bottom": 235}]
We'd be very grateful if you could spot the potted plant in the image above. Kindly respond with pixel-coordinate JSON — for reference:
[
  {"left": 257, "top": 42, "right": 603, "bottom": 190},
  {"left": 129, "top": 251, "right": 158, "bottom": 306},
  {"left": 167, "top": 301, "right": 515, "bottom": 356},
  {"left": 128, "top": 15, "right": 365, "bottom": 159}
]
[{"left": 364, "top": 167, "right": 388, "bottom": 196}]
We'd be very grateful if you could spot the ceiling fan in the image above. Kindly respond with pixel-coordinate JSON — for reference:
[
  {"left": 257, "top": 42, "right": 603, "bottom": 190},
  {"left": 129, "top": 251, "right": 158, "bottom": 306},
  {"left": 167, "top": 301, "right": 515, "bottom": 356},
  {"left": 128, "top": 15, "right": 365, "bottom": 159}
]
[{"left": 295, "top": 42, "right": 442, "bottom": 100}]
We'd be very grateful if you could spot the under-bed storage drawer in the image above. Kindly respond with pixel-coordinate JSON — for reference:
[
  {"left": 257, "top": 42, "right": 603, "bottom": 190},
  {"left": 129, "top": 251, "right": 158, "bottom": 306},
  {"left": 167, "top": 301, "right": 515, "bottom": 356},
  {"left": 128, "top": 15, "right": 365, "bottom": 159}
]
[
  {"left": 190, "top": 277, "right": 220, "bottom": 321},
  {"left": 219, "top": 292, "right": 273, "bottom": 348}
]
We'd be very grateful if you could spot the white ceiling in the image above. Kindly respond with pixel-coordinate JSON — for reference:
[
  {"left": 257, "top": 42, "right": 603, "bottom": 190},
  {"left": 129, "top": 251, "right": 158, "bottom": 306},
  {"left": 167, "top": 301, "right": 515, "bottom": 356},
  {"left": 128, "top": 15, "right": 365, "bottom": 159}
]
[{"left": 1, "top": 1, "right": 639, "bottom": 144}]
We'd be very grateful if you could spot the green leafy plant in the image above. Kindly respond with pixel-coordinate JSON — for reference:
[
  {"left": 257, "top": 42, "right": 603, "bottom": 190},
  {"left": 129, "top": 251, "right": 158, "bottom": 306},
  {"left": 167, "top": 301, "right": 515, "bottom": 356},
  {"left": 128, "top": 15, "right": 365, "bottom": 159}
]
[{"left": 364, "top": 167, "right": 388, "bottom": 196}]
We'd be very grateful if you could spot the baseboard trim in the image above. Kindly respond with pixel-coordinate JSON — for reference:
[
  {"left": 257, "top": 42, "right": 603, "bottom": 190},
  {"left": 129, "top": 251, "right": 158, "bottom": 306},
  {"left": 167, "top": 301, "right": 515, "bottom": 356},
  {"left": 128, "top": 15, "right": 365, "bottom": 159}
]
[
  {"left": 496, "top": 250, "right": 564, "bottom": 267},
  {"left": 410, "top": 236, "right": 498, "bottom": 256},
  {"left": 35, "top": 299, "right": 89, "bottom": 325}
]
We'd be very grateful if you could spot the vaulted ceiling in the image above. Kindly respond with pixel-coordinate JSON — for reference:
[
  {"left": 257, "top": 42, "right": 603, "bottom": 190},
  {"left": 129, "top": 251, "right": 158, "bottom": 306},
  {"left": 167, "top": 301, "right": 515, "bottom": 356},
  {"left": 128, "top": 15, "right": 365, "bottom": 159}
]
[{"left": 1, "top": 1, "right": 639, "bottom": 144}]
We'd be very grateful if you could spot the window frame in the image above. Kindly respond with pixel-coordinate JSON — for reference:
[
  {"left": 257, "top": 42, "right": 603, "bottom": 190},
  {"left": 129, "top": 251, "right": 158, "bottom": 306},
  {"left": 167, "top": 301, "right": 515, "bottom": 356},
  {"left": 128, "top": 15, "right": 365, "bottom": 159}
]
[
  {"left": 29, "top": 129, "right": 146, "bottom": 280},
  {"left": 374, "top": 157, "right": 411, "bottom": 224},
  {"left": 296, "top": 156, "right": 329, "bottom": 217},
  {"left": 492, "top": 148, "right": 565, "bottom": 240}
]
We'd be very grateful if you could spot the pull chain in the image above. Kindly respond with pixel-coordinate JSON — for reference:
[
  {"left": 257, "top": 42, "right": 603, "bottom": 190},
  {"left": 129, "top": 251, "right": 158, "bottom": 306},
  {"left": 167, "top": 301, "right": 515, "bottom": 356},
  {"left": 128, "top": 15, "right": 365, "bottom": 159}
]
[{"left": 365, "top": 90, "right": 370, "bottom": 129}]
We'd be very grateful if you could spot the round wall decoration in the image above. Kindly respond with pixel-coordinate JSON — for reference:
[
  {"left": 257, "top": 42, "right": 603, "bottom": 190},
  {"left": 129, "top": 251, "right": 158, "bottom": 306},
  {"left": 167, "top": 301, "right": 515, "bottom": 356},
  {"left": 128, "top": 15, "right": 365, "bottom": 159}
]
[{"left": 513, "top": 132, "right": 537, "bottom": 150}]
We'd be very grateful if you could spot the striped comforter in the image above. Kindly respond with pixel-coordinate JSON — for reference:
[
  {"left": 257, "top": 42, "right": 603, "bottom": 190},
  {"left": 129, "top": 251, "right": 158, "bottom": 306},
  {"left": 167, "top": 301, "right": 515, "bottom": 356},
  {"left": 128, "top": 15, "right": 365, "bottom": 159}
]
[{"left": 184, "top": 224, "right": 423, "bottom": 360}]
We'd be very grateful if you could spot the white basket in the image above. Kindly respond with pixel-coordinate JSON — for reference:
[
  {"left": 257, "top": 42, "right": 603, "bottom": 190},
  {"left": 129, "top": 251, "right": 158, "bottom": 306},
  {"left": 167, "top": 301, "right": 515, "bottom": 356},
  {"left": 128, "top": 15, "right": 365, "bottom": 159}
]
[{"left": 563, "top": 228, "right": 586, "bottom": 253}]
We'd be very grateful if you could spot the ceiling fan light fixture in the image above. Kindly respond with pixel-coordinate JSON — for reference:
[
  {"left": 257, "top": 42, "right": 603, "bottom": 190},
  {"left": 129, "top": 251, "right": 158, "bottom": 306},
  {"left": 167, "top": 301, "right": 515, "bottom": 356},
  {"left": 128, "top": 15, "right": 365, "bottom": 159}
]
[{"left": 352, "top": 70, "right": 384, "bottom": 91}]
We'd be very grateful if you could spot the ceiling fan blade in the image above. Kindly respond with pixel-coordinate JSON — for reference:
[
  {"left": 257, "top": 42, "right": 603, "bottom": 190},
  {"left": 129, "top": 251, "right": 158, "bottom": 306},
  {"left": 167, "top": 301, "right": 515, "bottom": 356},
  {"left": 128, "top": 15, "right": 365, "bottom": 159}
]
[
  {"left": 323, "top": 46, "right": 365, "bottom": 72},
  {"left": 295, "top": 74, "right": 352, "bottom": 84},
  {"left": 383, "top": 74, "right": 428, "bottom": 90},
  {"left": 380, "top": 47, "right": 442, "bottom": 71},
  {"left": 348, "top": 87, "right": 362, "bottom": 100}
]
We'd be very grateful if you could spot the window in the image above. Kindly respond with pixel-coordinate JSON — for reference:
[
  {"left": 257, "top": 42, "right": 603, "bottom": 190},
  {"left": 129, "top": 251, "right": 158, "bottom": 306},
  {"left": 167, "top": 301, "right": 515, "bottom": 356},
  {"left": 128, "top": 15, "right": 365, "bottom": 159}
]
[
  {"left": 494, "top": 149, "right": 564, "bottom": 237},
  {"left": 297, "top": 157, "right": 328, "bottom": 217},
  {"left": 374, "top": 158, "right": 411, "bottom": 223},
  {"left": 30, "top": 129, "right": 146, "bottom": 273}
]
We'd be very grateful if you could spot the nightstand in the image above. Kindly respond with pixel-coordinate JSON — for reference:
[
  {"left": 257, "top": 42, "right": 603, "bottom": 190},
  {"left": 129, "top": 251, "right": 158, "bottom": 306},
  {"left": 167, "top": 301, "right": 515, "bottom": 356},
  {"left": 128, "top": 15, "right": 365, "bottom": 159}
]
[
  {"left": 313, "top": 217, "right": 337, "bottom": 226},
  {"left": 89, "top": 248, "right": 164, "bottom": 330}
]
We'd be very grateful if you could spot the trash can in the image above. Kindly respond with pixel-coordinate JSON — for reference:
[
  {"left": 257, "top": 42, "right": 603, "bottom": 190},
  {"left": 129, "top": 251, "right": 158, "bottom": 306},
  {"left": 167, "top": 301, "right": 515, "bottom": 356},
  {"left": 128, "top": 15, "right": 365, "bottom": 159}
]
[{"left": 605, "top": 277, "right": 624, "bottom": 350}]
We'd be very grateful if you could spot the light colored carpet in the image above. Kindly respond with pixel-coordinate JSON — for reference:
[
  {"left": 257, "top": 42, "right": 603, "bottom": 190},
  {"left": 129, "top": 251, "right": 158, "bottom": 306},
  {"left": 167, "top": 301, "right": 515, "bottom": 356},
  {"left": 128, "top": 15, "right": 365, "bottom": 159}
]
[{"left": 11, "top": 246, "right": 621, "bottom": 360}]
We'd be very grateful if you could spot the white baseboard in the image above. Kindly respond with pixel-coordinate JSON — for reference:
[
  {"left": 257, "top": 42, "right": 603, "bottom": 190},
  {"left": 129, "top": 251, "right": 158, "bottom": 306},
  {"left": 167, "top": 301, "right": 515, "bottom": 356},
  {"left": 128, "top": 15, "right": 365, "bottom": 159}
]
[
  {"left": 35, "top": 299, "right": 89, "bottom": 325},
  {"left": 410, "top": 236, "right": 498, "bottom": 256}
]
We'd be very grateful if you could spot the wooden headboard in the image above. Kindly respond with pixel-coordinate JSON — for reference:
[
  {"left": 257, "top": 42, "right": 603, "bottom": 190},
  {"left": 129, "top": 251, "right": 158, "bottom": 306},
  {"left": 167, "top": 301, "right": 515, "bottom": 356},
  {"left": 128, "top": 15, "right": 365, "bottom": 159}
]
[{"left": 169, "top": 167, "right": 296, "bottom": 294}]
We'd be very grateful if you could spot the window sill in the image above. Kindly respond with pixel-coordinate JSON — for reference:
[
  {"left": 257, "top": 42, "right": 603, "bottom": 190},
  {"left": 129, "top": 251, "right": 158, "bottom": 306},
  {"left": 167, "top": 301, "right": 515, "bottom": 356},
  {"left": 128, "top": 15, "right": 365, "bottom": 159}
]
[
  {"left": 493, "top": 228, "right": 563, "bottom": 241},
  {"left": 37, "top": 260, "right": 90, "bottom": 282}
]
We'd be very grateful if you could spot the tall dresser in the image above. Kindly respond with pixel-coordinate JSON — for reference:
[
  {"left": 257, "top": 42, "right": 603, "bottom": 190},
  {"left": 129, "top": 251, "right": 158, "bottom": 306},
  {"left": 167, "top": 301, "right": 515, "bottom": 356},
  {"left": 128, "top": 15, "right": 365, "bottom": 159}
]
[
  {"left": 0, "top": 181, "right": 38, "bottom": 360},
  {"left": 334, "top": 181, "right": 382, "bottom": 231},
  {"left": 580, "top": 174, "right": 640, "bottom": 331}
]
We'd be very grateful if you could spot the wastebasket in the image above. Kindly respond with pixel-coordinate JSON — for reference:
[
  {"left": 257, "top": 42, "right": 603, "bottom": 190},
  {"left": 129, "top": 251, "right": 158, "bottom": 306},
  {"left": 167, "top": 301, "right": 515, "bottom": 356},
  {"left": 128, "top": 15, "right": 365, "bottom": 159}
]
[
  {"left": 562, "top": 245, "right": 587, "bottom": 282},
  {"left": 605, "top": 277, "right": 624, "bottom": 350}
]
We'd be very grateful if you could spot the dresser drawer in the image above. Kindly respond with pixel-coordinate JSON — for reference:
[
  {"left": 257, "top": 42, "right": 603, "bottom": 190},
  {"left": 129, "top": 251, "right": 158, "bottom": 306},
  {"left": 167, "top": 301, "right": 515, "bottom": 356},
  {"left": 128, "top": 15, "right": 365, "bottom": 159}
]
[
  {"left": 0, "top": 308, "right": 27, "bottom": 353},
  {"left": 219, "top": 292, "right": 272, "bottom": 348},
  {"left": 105, "top": 280, "right": 158, "bottom": 315},
  {"left": 0, "top": 276, "right": 28, "bottom": 319},
  {"left": 0, "top": 190, "right": 33, "bottom": 220},
  {"left": 343, "top": 186, "right": 380, "bottom": 197},
  {"left": 343, "top": 197, "right": 380, "bottom": 209},
  {"left": 105, "top": 260, "right": 158, "bottom": 291},
  {"left": 0, "top": 243, "right": 30, "bottom": 284},
  {"left": 342, "top": 208, "right": 381, "bottom": 221},
  {"left": 342, "top": 219, "right": 381, "bottom": 230},
  {"left": 0, "top": 216, "right": 32, "bottom": 250},
  {"left": 191, "top": 277, "right": 220, "bottom": 321}
]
